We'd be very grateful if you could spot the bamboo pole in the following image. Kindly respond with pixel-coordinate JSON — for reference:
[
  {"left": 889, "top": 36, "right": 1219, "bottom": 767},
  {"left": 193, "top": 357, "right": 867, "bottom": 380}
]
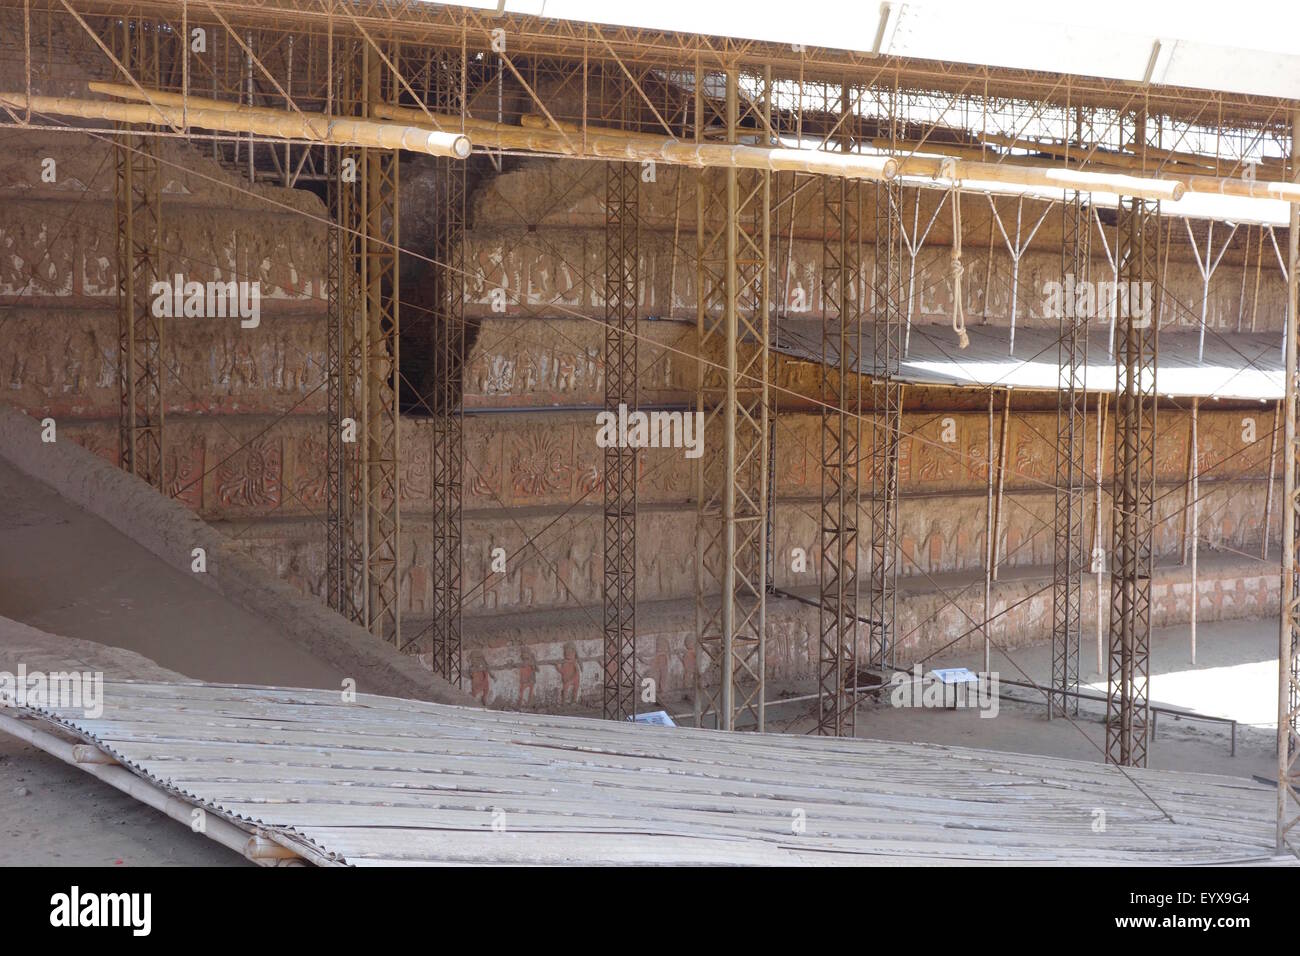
[
  {"left": 375, "top": 102, "right": 900, "bottom": 181},
  {"left": 1264, "top": 399, "right": 1281, "bottom": 559},
  {"left": 1180, "top": 410, "right": 1196, "bottom": 563},
  {"left": 1278, "top": 107, "right": 1300, "bottom": 854},
  {"left": 376, "top": 104, "right": 1196, "bottom": 199},
  {"left": 1183, "top": 173, "right": 1300, "bottom": 203},
  {"left": 896, "top": 156, "right": 1185, "bottom": 203},
  {"left": 991, "top": 389, "right": 1012, "bottom": 581},
  {"left": 1189, "top": 397, "right": 1199, "bottom": 665},
  {"left": 980, "top": 131, "right": 1221, "bottom": 175},
  {"left": 88, "top": 81, "right": 1300, "bottom": 205},
  {"left": 1094, "top": 391, "right": 1109, "bottom": 676},
  {"left": 1122, "top": 139, "right": 1286, "bottom": 180},
  {"left": 983, "top": 390, "right": 995, "bottom": 673},
  {"left": 11, "top": 87, "right": 471, "bottom": 158}
]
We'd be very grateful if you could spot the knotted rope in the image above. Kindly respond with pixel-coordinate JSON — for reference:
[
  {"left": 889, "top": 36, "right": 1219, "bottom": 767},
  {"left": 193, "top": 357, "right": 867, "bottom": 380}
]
[{"left": 948, "top": 178, "right": 969, "bottom": 349}]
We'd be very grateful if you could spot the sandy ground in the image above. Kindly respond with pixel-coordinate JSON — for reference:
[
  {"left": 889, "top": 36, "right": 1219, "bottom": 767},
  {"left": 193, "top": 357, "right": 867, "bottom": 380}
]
[
  {"left": 0, "top": 616, "right": 248, "bottom": 865},
  {"left": 0, "top": 458, "right": 345, "bottom": 690},
  {"left": 0, "top": 733, "right": 244, "bottom": 866},
  {"left": 0, "top": 453, "right": 465, "bottom": 867},
  {"left": 641, "top": 615, "right": 1284, "bottom": 783}
]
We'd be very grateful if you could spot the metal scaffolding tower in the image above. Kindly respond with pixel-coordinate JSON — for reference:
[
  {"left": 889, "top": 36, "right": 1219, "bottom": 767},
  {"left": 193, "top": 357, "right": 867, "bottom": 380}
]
[
  {"left": 694, "top": 65, "right": 771, "bottom": 731},
  {"left": 326, "top": 137, "right": 364, "bottom": 624},
  {"left": 817, "top": 87, "right": 863, "bottom": 736},
  {"left": 113, "top": 18, "right": 164, "bottom": 490},
  {"left": 1107, "top": 167, "right": 1160, "bottom": 766},
  {"left": 1278, "top": 108, "right": 1300, "bottom": 853},
  {"left": 1051, "top": 190, "right": 1090, "bottom": 718},
  {"left": 325, "top": 39, "right": 367, "bottom": 625},
  {"left": 602, "top": 157, "right": 639, "bottom": 720},
  {"left": 869, "top": 178, "right": 905, "bottom": 673},
  {"left": 361, "top": 46, "right": 402, "bottom": 646},
  {"left": 429, "top": 50, "right": 466, "bottom": 686}
]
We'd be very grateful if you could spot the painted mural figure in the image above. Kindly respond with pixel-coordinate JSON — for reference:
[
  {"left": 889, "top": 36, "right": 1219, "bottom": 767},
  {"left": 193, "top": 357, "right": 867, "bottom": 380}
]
[{"left": 556, "top": 641, "right": 581, "bottom": 704}]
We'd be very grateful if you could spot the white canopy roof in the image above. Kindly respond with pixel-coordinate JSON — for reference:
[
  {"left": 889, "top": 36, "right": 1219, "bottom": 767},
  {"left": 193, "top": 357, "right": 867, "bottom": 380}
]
[
  {"left": 435, "top": 0, "right": 1300, "bottom": 101},
  {"left": 776, "top": 321, "right": 1284, "bottom": 401}
]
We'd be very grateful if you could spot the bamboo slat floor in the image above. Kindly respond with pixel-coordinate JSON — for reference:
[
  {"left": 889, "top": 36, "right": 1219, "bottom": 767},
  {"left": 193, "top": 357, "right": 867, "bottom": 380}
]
[{"left": 7, "top": 680, "right": 1295, "bottom": 866}]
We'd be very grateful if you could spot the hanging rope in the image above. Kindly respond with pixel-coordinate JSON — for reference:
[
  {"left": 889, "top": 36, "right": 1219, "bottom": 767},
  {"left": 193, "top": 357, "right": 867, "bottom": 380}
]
[{"left": 949, "top": 180, "right": 970, "bottom": 349}]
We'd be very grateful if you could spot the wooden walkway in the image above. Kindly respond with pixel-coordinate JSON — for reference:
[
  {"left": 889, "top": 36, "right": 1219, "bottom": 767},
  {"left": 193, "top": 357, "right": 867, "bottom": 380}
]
[{"left": 8, "top": 680, "right": 1292, "bottom": 865}]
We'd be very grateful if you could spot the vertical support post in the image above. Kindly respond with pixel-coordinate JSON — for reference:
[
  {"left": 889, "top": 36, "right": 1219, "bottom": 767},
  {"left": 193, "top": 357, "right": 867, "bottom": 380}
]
[
  {"left": 1278, "top": 107, "right": 1300, "bottom": 853},
  {"left": 817, "top": 83, "right": 862, "bottom": 736},
  {"left": 1107, "top": 117, "right": 1159, "bottom": 766},
  {"left": 1051, "top": 190, "right": 1089, "bottom": 718},
  {"left": 991, "top": 392, "right": 1011, "bottom": 580},
  {"left": 1180, "top": 415, "right": 1195, "bottom": 562},
  {"left": 114, "top": 17, "right": 164, "bottom": 490},
  {"left": 361, "top": 44, "right": 401, "bottom": 645},
  {"left": 326, "top": 141, "right": 359, "bottom": 620},
  {"left": 603, "top": 155, "right": 639, "bottom": 721},
  {"left": 694, "top": 65, "right": 724, "bottom": 730},
  {"left": 983, "top": 390, "right": 995, "bottom": 674},
  {"left": 327, "top": 142, "right": 344, "bottom": 610},
  {"left": 430, "top": 49, "right": 465, "bottom": 685},
  {"left": 1189, "top": 397, "right": 1199, "bottom": 665},
  {"left": 869, "top": 176, "right": 904, "bottom": 672},
  {"left": 1264, "top": 399, "right": 1280, "bottom": 560},
  {"left": 327, "top": 43, "right": 365, "bottom": 625},
  {"left": 1094, "top": 391, "right": 1109, "bottom": 675},
  {"left": 693, "top": 64, "right": 770, "bottom": 731}
]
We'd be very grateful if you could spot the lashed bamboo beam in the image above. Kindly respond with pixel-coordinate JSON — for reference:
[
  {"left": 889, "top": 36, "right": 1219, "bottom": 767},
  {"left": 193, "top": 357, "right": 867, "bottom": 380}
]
[
  {"left": 4, "top": 88, "right": 471, "bottom": 158},
  {"left": 979, "top": 131, "right": 1215, "bottom": 175},
  {"left": 901, "top": 131, "right": 1297, "bottom": 200},
  {"left": 375, "top": 103, "right": 900, "bottom": 181},
  {"left": 1123, "top": 139, "right": 1286, "bottom": 180},
  {"left": 482, "top": 109, "right": 1300, "bottom": 203},
  {"left": 896, "top": 155, "right": 1186, "bottom": 202},
  {"left": 86, "top": 83, "right": 1300, "bottom": 204},
  {"left": 1182, "top": 173, "right": 1300, "bottom": 202},
  {"left": 385, "top": 102, "right": 1185, "bottom": 200}
]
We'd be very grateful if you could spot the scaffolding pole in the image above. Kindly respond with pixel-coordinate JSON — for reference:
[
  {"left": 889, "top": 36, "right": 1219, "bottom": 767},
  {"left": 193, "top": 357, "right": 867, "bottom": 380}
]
[
  {"left": 327, "top": 40, "right": 366, "bottom": 625},
  {"left": 869, "top": 177, "right": 905, "bottom": 673},
  {"left": 817, "top": 84, "right": 862, "bottom": 736},
  {"left": 113, "top": 17, "right": 164, "bottom": 490},
  {"left": 1106, "top": 130, "right": 1160, "bottom": 766},
  {"left": 361, "top": 45, "right": 401, "bottom": 646},
  {"left": 694, "top": 65, "right": 770, "bottom": 732},
  {"left": 1278, "top": 107, "right": 1300, "bottom": 854},
  {"left": 430, "top": 49, "right": 465, "bottom": 686},
  {"left": 1051, "top": 190, "right": 1089, "bottom": 718},
  {"left": 326, "top": 139, "right": 364, "bottom": 624},
  {"left": 602, "top": 156, "right": 639, "bottom": 720}
]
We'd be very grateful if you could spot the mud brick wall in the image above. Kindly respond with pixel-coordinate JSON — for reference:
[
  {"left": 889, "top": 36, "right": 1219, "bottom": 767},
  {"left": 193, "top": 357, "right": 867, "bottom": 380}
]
[
  {"left": 462, "top": 159, "right": 1290, "bottom": 334},
  {"left": 2, "top": 135, "right": 1283, "bottom": 624}
]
